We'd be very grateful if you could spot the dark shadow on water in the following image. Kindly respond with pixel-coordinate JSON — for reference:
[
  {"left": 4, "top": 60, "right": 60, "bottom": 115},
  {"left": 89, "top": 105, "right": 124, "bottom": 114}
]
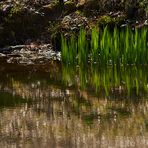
[{"left": 0, "top": 92, "right": 31, "bottom": 108}]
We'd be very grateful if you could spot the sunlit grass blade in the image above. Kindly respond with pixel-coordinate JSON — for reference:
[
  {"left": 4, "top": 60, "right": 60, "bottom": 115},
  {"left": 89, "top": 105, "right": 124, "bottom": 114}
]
[
  {"left": 61, "top": 26, "right": 147, "bottom": 66},
  {"left": 91, "top": 27, "right": 99, "bottom": 63},
  {"left": 78, "top": 28, "right": 88, "bottom": 65},
  {"left": 61, "top": 35, "right": 68, "bottom": 63}
]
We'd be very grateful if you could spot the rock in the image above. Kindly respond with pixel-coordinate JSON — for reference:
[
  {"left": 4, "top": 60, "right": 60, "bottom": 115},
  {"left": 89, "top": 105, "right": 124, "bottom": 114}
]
[
  {"left": 0, "top": 1, "right": 47, "bottom": 47},
  {"left": 97, "top": 13, "right": 126, "bottom": 26},
  {"left": 126, "top": 6, "right": 138, "bottom": 19},
  {"left": 39, "top": 2, "right": 62, "bottom": 19},
  {"left": 0, "top": 53, "right": 6, "bottom": 57},
  {"left": 61, "top": 12, "right": 88, "bottom": 31},
  {"left": 97, "top": 15, "right": 115, "bottom": 26},
  {"left": 144, "top": 20, "right": 148, "bottom": 26},
  {"left": 5, "top": 43, "right": 61, "bottom": 64},
  {"left": 64, "top": 1, "right": 76, "bottom": 14},
  {"left": 83, "top": 0, "right": 100, "bottom": 16},
  {"left": 0, "top": 1, "right": 13, "bottom": 15}
]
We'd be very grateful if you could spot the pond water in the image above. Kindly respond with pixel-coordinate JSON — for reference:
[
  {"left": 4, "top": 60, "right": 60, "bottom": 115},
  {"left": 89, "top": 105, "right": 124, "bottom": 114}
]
[{"left": 0, "top": 59, "right": 148, "bottom": 147}]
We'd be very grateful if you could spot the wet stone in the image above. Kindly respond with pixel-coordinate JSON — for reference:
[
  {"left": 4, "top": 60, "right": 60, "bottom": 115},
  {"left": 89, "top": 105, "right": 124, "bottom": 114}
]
[
  {"left": 3, "top": 44, "right": 61, "bottom": 64},
  {"left": 0, "top": 53, "right": 6, "bottom": 57}
]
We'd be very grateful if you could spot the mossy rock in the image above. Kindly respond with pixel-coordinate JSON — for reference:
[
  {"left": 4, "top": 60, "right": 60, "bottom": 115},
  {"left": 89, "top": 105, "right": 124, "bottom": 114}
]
[
  {"left": 41, "top": 2, "right": 60, "bottom": 10},
  {"left": 64, "top": 1, "right": 76, "bottom": 15},
  {"left": 40, "top": 2, "right": 62, "bottom": 19},
  {"left": 0, "top": 8, "right": 46, "bottom": 47},
  {"left": 83, "top": 0, "right": 100, "bottom": 16},
  {"left": 97, "top": 14, "right": 125, "bottom": 26},
  {"left": 125, "top": 1, "right": 147, "bottom": 20},
  {"left": 98, "top": 15, "right": 115, "bottom": 26},
  {"left": 114, "top": 15, "right": 126, "bottom": 26}
]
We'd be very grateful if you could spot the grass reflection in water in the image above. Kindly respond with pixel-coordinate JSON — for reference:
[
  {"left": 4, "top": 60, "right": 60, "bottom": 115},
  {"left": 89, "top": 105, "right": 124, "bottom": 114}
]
[{"left": 62, "top": 63, "right": 148, "bottom": 97}]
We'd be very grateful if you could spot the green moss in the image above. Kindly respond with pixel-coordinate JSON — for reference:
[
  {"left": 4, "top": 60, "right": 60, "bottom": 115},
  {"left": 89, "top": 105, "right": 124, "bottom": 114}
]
[
  {"left": 64, "top": 1, "right": 76, "bottom": 14},
  {"left": 98, "top": 15, "right": 115, "bottom": 26},
  {"left": 115, "top": 15, "right": 126, "bottom": 24},
  {"left": 43, "top": 2, "right": 60, "bottom": 10}
]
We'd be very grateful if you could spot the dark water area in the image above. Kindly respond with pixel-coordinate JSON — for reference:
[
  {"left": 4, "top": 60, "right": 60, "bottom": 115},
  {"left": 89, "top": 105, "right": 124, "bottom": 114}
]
[{"left": 0, "top": 59, "right": 148, "bottom": 147}]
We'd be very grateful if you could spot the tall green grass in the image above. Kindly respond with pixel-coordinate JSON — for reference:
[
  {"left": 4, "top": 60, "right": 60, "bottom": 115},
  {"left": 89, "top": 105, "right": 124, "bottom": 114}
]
[
  {"left": 61, "top": 35, "right": 68, "bottom": 63},
  {"left": 91, "top": 27, "right": 99, "bottom": 63},
  {"left": 61, "top": 34, "right": 77, "bottom": 64},
  {"left": 78, "top": 28, "right": 88, "bottom": 65},
  {"left": 61, "top": 26, "right": 148, "bottom": 65}
]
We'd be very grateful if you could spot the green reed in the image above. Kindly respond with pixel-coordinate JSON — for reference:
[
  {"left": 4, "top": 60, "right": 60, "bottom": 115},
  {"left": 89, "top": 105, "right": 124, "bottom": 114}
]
[
  {"left": 61, "top": 35, "right": 68, "bottom": 63},
  {"left": 78, "top": 28, "right": 88, "bottom": 65},
  {"left": 61, "top": 35, "right": 77, "bottom": 64},
  {"left": 100, "top": 25, "right": 110, "bottom": 64},
  {"left": 68, "top": 35, "right": 77, "bottom": 64},
  {"left": 91, "top": 27, "right": 99, "bottom": 63},
  {"left": 61, "top": 26, "right": 147, "bottom": 65}
]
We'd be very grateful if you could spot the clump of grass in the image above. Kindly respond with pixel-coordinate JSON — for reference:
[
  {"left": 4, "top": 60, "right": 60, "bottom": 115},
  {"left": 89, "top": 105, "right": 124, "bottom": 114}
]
[
  {"left": 68, "top": 35, "right": 77, "bottom": 64},
  {"left": 91, "top": 27, "right": 99, "bottom": 63},
  {"left": 78, "top": 28, "right": 88, "bottom": 65},
  {"left": 61, "top": 34, "right": 77, "bottom": 64},
  {"left": 61, "top": 35, "right": 68, "bottom": 63},
  {"left": 100, "top": 25, "right": 110, "bottom": 64},
  {"left": 61, "top": 26, "right": 148, "bottom": 65}
]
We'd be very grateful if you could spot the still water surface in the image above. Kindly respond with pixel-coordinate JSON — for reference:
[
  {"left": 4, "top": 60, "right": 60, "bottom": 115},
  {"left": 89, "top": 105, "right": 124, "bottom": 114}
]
[{"left": 0, "top": 60, "right": 148, "bottom": 147}]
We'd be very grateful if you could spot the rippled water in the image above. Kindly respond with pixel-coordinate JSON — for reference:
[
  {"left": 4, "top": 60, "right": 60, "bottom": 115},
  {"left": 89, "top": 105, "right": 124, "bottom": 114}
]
[{"left": 0, "top": 60, "right": 148, "bottom": 148}]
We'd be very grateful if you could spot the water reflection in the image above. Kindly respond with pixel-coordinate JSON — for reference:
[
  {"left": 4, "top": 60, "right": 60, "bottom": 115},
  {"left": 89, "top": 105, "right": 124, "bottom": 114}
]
[
  {"left": 0, "top": 61, "right": 148, "bottom": 147},
  {"left": 62, "top": 64, "right": 148, "bottom": 97}
]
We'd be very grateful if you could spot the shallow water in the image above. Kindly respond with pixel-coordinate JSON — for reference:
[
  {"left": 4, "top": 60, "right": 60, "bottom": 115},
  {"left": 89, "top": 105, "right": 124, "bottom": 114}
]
[{"left": 0, "top": 60, "right": 148, "bottom": 148}]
